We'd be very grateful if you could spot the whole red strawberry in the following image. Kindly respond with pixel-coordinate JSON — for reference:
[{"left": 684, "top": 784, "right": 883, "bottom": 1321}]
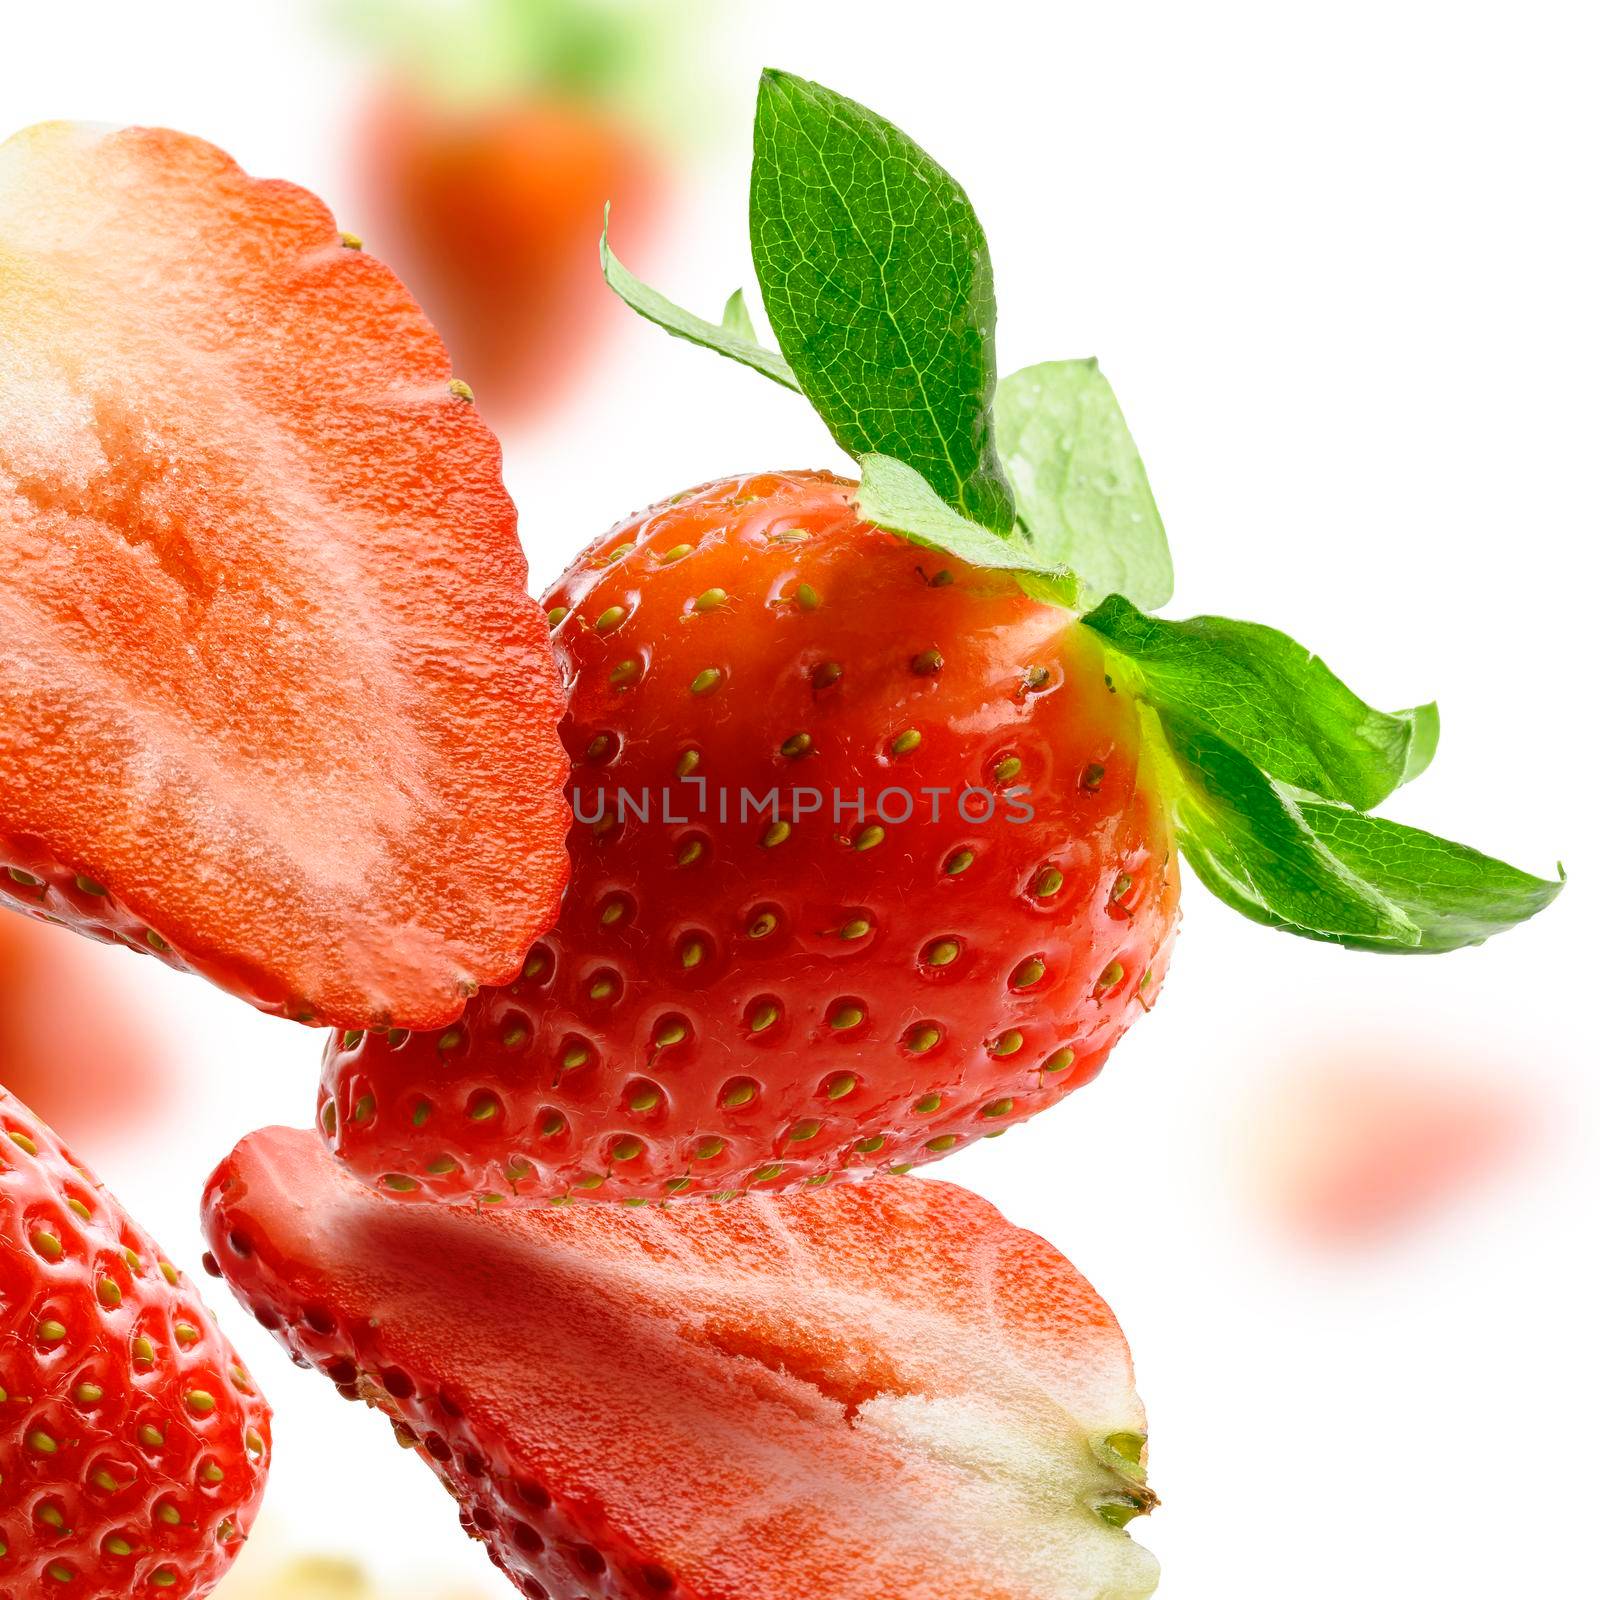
[
  {"left": 322, "top": 469, "right": 1178, "bottom": 1202},
  {"left": 0, "top": 1089, "right": 269, "bottom": 1597},
  {"left": 320, "top": 72, "right": 1558, "bottom": 1208}
]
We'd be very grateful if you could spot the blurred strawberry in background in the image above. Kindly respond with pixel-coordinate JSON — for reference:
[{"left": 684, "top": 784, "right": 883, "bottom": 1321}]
[
  {"left": 0, "top": 911, "right": 169, "bottom": 1150},
  {"left": 344, "top": 0, "right": 702, "bottom": 428},
  {"left": 1243, "top": 1045, "right": 1537, "bottom": 1249}
]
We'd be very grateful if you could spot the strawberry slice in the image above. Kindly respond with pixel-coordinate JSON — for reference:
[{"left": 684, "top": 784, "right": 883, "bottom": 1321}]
[
  {"left": 204, "top": 1126, "right": 1159, "bottom": 1600},
  {"left": 0, "top": 122, "right": 569, "bottom": 1030}
]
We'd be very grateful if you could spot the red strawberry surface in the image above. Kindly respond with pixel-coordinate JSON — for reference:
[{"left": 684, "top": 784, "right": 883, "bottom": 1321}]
[
  {"left": 0, "top": 1088, "right": 270, "bottom": 1598},
  {"left": 322, "top": 470, "right": 1179, "bottom": 1204},
  {"left": 204, "top": 1124, "right": 1159, "bottom": 1600},
  {"left": 0, "top": 121, "right": 569, "bottom": 1032},
  {"left": 356, "top": 85, "right": 658, "bottom": 427}
]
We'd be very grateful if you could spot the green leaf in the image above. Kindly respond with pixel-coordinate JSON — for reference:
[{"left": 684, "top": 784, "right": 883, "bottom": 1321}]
[
  {"left": 750, "top": 69, "right": 1015, "bottom": 532},
  {"left": 995, "top": 360, "right": 1173, "bottom": 609},
  {"left": 719, "top": 288, "right": 759, "bottom": 344},
  {"left": 600, "top": 210, "right": 798, "bottom": 392},
  {"left": 1290, "top": 806, "right": 1564, "bottom": 952},
  {"left": 1086, "top": 593, "right": 1437, "bottom": 810},
  {"left": 855, "top": 455, "right": 1078, "bottom": 607},
  {"left": 1156, "top": 711, "right": 1422, "bottom": 947},
  {"left": 1154, "top": 710, "right": 1560, "bottom": 952}
]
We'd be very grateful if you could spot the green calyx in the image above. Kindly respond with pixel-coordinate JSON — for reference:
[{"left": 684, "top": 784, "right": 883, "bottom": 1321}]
[{"left": 601, "top": 68, "right": 1561, "bottom": 953}]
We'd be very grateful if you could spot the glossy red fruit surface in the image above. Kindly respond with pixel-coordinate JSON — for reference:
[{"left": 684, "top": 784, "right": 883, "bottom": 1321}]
[
  {"left": 205, "top": 1124, "right": 1158, "bottom": 1600},
  {"left": 0, "top": 1088, "right": 270, "bottom": 1598},
  {"left": 322, "top": 471, "right": 1179, "bottom": 1203},
  {"left": 356, "top": 85, "right": 659, "bottom": 426},
  {"left": 0, "top": 121, "right": 570, "bottom": 1032}
]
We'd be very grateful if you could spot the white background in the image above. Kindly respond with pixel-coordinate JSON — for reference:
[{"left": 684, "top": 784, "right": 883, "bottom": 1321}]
[{"left": 3, "top": 2, "right": 1596, "bottom": 1595}]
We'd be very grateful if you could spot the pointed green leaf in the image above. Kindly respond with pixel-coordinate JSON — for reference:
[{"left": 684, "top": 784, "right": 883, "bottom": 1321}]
[
  {"left": 1290, "top": 806, "right": 1563, "bottom": 952},
  {"left": 750, "top": 69, "right": 1015, "bottom": 532},
  {"left": 855, "top": 455, "right": 1078, "bottom": 606},
  {"left": 1157, "top": 711, "right": 1422, "bottom": 946},
  {"left": 600, "top": 211, "right": 798, "bottom": 391},
  {"left": 720, "top": 288, "right": 759, "bottom": 343},
  {"left": 995, "top": 360, "right": 1173, "bottom": 609},
  {"left": 1088, "top": 594, "right": 1437, "bottom": 809}
]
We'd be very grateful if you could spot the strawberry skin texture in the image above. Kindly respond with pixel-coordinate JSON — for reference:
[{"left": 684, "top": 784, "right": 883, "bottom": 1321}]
[
  {"left": 356, "top": 86, "right": 659, "bottom": 426},
  {"left": 205, "top": 1125, "right": 1159, "bottom": 1600},
  {"left": 0, "top": 122, "right": 569, "bottom": 1031},
  {"left": 322, "top": 471, "right": 1179, "bottom": 1203},
  {"left": 0, "top": 1089, "right": 269, "bottom": 1597}
]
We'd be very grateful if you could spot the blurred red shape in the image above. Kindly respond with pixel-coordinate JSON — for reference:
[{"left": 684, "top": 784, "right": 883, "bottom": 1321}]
[
  {"left": 1249, "top": 1051, "right": 1535, "bottom": 1248},
  {"left": 354, "top": 83, "right": 660, "bottom": 428},
  {"left": 0, "top": 910, "right": 169, "bottom": 1147}
]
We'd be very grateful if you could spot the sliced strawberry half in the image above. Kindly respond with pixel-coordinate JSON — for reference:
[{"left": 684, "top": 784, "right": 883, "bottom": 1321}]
[
  {"left": 204, "top": 1126, "right": 1159, "bottom": 1600},
  {"left": 0, "top": 122, "right": 569, "bottom": 1030}
]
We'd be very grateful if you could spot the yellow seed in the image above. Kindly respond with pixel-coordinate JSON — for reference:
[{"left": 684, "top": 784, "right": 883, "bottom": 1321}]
[
  {"left": 695, "top": 587, "right": 726, "bottom": 612},
  {"left": 944, "top": 848, "right": 974, "bottom": 875},
  {"left": 1013, "top": 958, "right": 1046, "bottom": 989},
  {"left": 905, "top": 1024, "right": 941, "bottom": 1054},
  {"left": 989, "top": 1030, "right": 1023, "bottom": 1056},
  {"left": 780, "top": 732, "right": 812, "bottom": 759},
  {"left": 1034, "top": 867, "right": 1064, "bottom": 898},
  {"left": 891, "top": 728, "right": 921, "bottom": 756},
  {"left": 855, "top": 1134, "right": 885, "bottom": 1154},
  {"left": 721, "top": 1080, "right": 756, "bottom": 1108},
  {"left": 925, "top": 939, "right": 960, "bottom": 967},
  {"left": 926, "top": 1134, "right": 959, "bottom": 1152},
  {"left": 761, "top": 821, "right": 792, "bottom": 848},
  {"left": 132, "top": 1336, "right": 154, "bottom": 1365},
  {"left": 1043, "top": 1047, "right": 1076, "bottom": 1074},
  {"left": 982, "top": 1098, "right": 1014, "bottom": 1119},
  {"left": 9, "top": 1131, "right": 38, "bottom": 1154},
  {"left": 830, "top": 1004, "right": 864, "bottom": 1030},
  {"left": 658, "top": 542, "right": 693, "bottom": 563},
  {"left": 139, "top": 1424, "right": 164, "bottom": 1449},
  {"left": 31, "top": 1229, "right": 63, "bottom": 1260},
  {"left": 75, "top": 1383, "right": 104, "bottom": 1404},
  {"left": 105, "top": 1536, "right": 133, "bottom": 1556},
  {"left": 748, "top": 1001, "right": 780, "bottom": 1033},
  {"left": 612, "top": 1137, "right": 645, "bottom": 1162},
  {"left": 788, "top": 1119, "right": 822, "bottom": 1142},
  {"left": 912, "top": 1094, "right": 941, "bottom": 1115},
  {"left": 39, "top": 1319, "right": 67, "bottom": 1343},
  {"left": 692, "top": 1137, "right": 725, "bottom": 1161},
  {"left": 689, "top": 667, "right": 723, "bottom": 696},
  {"left": 629, "top": 1085, "right": 662, "bottom": 1113},
  {"left": 1097, "top": 961, "right": 1125, "bottom": 990},
  {"left": 97, "top": 1278, "right": 122, "bottom": 1309},
  {"left": 447, "top": 377, "right": 475, "bottom": 402},
  {"left": 854, "top": 824, "right": 885, "bottom": 851},
  {"left": 594, "top": 604, "right": 626, "bottom": 633}
]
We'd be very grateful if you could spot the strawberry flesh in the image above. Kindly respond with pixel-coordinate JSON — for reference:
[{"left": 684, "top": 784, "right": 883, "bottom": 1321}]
[
  {"left": 322, "top": 471, "right": 1178, "bottom": 1202},
  {"left": 0, "top": 1088, "right": 270, "bottom": 1596},
  {"left": 0, "top": 122, "right": 569, "bottom": 1031},
  {"left": 204, "top": 1125, "right": 1158, "bottom": 1600}
]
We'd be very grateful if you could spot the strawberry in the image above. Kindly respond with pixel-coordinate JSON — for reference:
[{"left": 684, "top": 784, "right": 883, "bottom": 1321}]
[
  {"left": 318, "top": 73, "right": 1557, "bottom": 1208},
  {"left": 347, "top": 0, "right": 676, "bottom": 427},
  {"left": 322, "top": 468, "right": 1178, "bottom": 1203},
  {"left": 0, "top": 121, "right": 569, "bottom": 1033},
  {"left": 355, "top": 85, "right": 658, "bottom": 428},
  {"left": 0, "top": 1088, "right": 270, "bottom": 1597},
  {"left": 203, "top": 1125, "right": 1159, "bottom": 1600}
]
